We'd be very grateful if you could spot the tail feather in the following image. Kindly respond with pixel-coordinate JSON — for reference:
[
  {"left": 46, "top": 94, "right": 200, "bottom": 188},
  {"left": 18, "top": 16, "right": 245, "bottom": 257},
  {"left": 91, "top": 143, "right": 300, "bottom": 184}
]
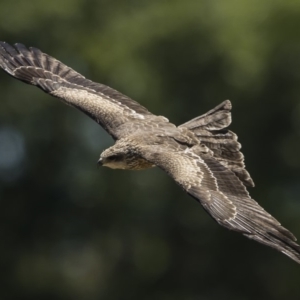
[
  {"left": 180, "top": 100, "right": 232, "bottom": 130},
  {"left": 180, "top": 100, "right": 254, "bottom": 187}
]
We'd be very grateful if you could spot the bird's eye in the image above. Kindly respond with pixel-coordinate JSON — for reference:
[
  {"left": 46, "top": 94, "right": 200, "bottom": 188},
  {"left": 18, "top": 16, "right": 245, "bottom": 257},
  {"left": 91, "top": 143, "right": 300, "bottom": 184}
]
[{"left": 109, "top": 155, "right": 119, "bottom": 161}]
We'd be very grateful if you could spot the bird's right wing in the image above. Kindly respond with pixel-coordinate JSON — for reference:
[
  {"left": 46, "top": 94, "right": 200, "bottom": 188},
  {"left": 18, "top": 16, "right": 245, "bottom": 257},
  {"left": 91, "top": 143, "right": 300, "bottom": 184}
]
[
  {"left": 0, "top": 42, "right": 155, "bottom": 140},
  {"left": 138, "top": 144, "right": 300, "bottom": 264}
]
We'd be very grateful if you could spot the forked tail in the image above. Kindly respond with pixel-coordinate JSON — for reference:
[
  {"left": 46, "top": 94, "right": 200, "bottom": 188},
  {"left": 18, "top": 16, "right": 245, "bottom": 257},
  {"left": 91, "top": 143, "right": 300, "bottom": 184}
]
[{"left": 180, "top": 100, "right": 254, "bottom": 187}]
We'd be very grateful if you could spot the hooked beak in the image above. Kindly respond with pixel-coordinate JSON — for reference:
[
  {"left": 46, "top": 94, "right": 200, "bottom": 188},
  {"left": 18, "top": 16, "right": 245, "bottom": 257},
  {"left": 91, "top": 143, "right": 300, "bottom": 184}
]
[{"left": 97, "top": 158, "right": 103, "bottom": 168}]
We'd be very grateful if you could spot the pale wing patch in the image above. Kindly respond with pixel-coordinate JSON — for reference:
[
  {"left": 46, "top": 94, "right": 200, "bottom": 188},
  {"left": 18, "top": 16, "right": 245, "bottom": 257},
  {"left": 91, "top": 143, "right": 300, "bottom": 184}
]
[
  {"left": 0, "top": 42, "right": 147, "bottom": 130},
  {"left": 51, "top": 87, "right": 144, "bottom": 136},
  {"left": 183, "top": 149, "right": 237, "bottom": 222},
  {"left": 138, "top": 146, "right": 237, "bottom": 222},
  {"left": 23, "top": 65, "right": 146, "bottom": 120}
]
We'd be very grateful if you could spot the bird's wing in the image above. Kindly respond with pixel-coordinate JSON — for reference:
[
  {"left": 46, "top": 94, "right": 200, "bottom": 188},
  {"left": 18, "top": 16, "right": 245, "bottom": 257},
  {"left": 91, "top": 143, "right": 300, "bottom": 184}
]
[
  {"left": 0, "top": 42, "right": 154, "bottom": 139},
  {"left": 138, "top": 144, "right": 300, "bottom": 264}
]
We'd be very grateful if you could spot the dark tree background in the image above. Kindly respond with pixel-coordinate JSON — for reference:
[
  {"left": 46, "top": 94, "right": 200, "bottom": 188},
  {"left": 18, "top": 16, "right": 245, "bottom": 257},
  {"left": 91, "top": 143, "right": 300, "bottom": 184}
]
[{"left": 0, "top": 1, "right": 300, "bottom": 299}]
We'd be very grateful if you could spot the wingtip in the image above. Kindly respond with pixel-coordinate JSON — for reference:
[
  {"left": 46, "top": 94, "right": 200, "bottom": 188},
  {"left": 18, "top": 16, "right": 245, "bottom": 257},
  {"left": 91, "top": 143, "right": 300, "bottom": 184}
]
[
  {"left": 0, "top": 41, "right": 8, "bottom": 46},
  {"left": 223, "top": 99, "right": 232, "bottom": 110},
  {"left": 0, "top": 41, "right": 8, "bottom": 52}
]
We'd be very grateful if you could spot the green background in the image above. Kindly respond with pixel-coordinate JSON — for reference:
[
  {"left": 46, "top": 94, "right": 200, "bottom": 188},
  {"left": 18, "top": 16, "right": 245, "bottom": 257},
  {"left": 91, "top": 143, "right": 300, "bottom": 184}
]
[{"left": 0, "top": 1, "right": 300, "bottom": 299}]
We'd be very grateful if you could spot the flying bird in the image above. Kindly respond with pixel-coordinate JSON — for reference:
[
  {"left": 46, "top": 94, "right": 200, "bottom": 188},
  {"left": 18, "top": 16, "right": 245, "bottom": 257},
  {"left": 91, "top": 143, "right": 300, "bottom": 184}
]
[{"left": 0, "top": 42, "right": 299, "bottom": 264}]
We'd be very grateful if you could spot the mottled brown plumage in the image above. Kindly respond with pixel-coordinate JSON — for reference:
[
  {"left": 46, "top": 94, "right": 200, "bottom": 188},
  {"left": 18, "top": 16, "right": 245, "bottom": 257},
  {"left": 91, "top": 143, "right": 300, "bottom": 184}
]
[{"left": 0, "top": 42, "right": 299, "bottom": 264}]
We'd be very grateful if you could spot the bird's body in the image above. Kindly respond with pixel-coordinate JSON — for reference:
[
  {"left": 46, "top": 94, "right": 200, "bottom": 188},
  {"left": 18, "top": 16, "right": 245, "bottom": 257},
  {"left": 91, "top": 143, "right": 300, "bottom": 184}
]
[{"left": 0, "top": 42, "right": 300, "bottom": 264}]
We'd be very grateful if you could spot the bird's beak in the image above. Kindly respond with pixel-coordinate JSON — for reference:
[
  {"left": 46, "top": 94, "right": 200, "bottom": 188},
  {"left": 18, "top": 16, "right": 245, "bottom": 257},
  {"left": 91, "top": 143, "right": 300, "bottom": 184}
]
[{"left": 97, "top": 158, "right": 103, "bottom": 168}]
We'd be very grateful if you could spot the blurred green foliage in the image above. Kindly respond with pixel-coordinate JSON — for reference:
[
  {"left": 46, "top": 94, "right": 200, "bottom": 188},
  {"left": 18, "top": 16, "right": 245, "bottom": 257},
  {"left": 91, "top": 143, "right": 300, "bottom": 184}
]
[{"left": 0, "top": 0, "right": 300, "bottom": 299}]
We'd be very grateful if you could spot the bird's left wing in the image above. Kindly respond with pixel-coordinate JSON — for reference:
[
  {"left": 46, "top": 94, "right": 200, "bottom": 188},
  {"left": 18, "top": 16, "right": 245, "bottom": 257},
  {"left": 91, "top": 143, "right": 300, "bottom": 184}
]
[
  {"left": 138, "top": 145, "right": 300, "bottom": 264},
  {"left": 0, "top": 42, "right": 154, "bottom": 139}
]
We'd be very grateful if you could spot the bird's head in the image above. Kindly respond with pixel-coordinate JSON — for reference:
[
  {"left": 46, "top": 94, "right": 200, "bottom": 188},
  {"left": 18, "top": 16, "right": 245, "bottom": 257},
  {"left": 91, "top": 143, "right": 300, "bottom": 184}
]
[
  {"left": 97, "top": 139, "right": 153, "bottom": 170},
  {"left": 97, "top": 142, "right": 130, "bottom": 170}
]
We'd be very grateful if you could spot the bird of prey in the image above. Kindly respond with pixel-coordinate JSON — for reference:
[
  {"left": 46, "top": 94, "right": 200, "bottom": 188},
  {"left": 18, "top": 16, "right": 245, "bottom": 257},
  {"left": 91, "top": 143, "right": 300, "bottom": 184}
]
[{"left": 0, "top": 42, "right": 299, "bottom": 264}]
